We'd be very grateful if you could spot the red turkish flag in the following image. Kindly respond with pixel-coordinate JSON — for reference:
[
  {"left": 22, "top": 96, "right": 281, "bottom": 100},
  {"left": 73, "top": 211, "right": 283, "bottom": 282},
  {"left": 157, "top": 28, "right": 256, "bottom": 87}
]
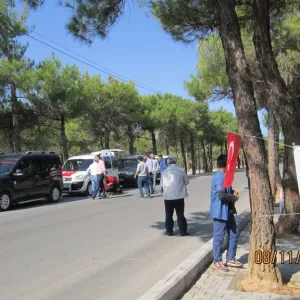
[{"left": 222, "top": 132, "right": 240, "bottom": 188}]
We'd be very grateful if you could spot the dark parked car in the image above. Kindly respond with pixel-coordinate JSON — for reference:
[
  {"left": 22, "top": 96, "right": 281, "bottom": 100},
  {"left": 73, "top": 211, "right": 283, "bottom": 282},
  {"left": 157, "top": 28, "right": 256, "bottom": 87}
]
[
  {"left": 0, "top": 151, "right": 63, "bottom": 211},
  {"left": 118, "top": 155, "right": 163, "bottom": 187},
  {"left": 118, "top": 156, "right": 139, "bottom": 187}
]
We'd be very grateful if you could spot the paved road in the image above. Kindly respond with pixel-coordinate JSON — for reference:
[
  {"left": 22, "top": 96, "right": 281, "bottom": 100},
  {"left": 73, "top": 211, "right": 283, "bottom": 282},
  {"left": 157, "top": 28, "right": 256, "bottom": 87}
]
[{"left": 0, "top": 171, "right": 250, "bottom": 300}]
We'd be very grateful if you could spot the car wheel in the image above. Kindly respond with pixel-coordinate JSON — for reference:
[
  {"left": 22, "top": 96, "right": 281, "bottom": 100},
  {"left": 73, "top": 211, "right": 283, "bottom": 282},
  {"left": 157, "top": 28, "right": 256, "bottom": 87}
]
[
  {"left": 0, "top": 192, "right": 12, "bottom": 212},
  {"left": 85, "top": 182, "right": 92, "bottom": 196},
  {"left": 48, "top": 185, "right": 61, "bottom": 203}
]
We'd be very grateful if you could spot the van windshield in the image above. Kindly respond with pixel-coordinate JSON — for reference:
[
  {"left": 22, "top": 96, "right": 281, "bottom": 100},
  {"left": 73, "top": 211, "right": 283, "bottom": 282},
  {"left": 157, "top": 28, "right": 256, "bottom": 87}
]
[
  {"left": 63, "top": 159, "right": 93, "bottom": 171},
  {"left": 0, "top": 161, "right": 14, "bottom": 175}
]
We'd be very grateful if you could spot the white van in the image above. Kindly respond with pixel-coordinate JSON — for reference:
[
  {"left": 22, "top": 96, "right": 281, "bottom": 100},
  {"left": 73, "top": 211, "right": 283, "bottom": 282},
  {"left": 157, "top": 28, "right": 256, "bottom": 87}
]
[{"left": 62, "top": 150, "right": 121, "bottom": 196}]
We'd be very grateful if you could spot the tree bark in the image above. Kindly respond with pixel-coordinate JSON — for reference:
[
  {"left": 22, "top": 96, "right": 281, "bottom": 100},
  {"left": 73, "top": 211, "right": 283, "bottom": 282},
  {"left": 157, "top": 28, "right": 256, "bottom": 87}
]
[
  {"left": 200, "top": 140, "right": 209, "bottom": 173},
  {"left": 198, "top": 140, "right": 202, "bottom": 174},
  {"left": 253, "top": 0, "right": 300, "bottom": 234},
  {"left": 180, "top": 137, "right": 187, "bottom": 173},
  {"left": 151, "top": 129, "right": 157, "bottom": 154},
  {"left": 60, "top": 114, "right": 69, "bottom": 162},
  {"left": 241, "top": 152, "right": 245, "bottom": 168},
  {"left": 99, "top": 135, "right": 104, "bottom": 150},
  {"left": 104, "top": 126, "right": 110, "bottom": 149},
  {"left": 208, "top": 143, "right": 213, "bottom": 172},
  {"left": 274, "top": 116, "right": 281, "bottom": 187},
  {"left": 165, "top": 132, "right": 170, "bottom": 155},
  {"left": 190, "top": 133, "right": 196, "bottom": 175},
  {"left": 127, "top": 125, "right": 134, "bottom": 155},
  {"left": 217, "top": 0, "right": 282, "bottom": 285},
  {"left": 267, "top": 105, "right": 276, "bottom": 201},
  {"left": 8, "top": 130, "right": 14, "bottom": 152},
  {"left": 11, "top": 81, "right": 21, "bottom": 152}
]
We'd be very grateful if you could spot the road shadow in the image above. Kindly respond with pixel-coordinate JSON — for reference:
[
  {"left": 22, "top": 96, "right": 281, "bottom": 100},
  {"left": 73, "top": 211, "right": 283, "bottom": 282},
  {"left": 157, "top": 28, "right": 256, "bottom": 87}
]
[
  {"left": 108, "top": 193, "right": 134, "bottom": 199},
  {"left": 238, "top": 253, "right": 249, "bottom": 264},
  {"left": 10, "top": 189, "right": 134, "bottom": 211},
  {"left": 280, "top": 257, "right": 300, "bottom": 283},
  {"left": 151, "top": 211, "right": 213, "bottom": 242},
  {"left": 188, "top": 169, "right": 246, "bottom": 178}
]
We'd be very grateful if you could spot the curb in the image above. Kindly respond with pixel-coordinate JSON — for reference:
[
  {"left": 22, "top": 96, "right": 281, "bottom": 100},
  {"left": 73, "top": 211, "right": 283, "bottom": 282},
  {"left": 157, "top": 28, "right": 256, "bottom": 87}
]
[{"left": 138, "top": 209, "right": 251, "bottom": 300}]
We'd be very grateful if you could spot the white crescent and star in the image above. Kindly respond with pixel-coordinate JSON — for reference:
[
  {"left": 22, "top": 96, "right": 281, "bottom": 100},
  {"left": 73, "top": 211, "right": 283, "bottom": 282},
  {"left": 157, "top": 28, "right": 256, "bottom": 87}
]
[{"left": 227, "top": 141, "right": 235, "bottom": 171}]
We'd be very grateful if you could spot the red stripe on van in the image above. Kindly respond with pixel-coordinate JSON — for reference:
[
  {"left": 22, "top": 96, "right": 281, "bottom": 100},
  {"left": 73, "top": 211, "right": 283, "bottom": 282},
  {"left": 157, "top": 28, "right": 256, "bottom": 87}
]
[{"left": 62, "top": 171, "right": 78, "bottom": 177}]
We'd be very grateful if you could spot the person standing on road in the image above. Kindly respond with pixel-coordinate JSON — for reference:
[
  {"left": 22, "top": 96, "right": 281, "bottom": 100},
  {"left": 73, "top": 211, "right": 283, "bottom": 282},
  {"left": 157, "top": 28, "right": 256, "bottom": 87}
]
[
  {"left": 150, "top": 152, "right": 159, "bottom": 193},
  {"left": 144, "top": 154, "right": 154, "bottom": 194},
  {"left": 97, "top": 156, "right": 106, "bottom": 198},
  {"left": 134, "top": 156, "right": 150, "bottom": 198},
  {"left": 158, "top": 154, "right": 167, "bottom": 193},
  {"left": 210, "top": 154, "right": 243, "bottom": 272},
  {"left": 161, "top": 157, "right": 189, "bottom": 236},
  {"left": 88, "top": 157, "right": 99, "bottom": 199}
]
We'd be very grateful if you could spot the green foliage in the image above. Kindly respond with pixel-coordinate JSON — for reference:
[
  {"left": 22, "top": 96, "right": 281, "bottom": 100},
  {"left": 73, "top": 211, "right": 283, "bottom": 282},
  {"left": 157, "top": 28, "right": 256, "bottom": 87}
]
[
  {"left": 0, "top": 0, "right": 240, "bottom": 169},
  {"left": 58, "top": 0, "right": 126, "bottom": 44},
  {"left": 150, "top": 0, "right": 216, "bottom": 43},
  {"left": 185, "top": 35, "right": 230, "bottom": 101},
  {"left": 35, "top": 56, "right": 85, "bottom": 119}
]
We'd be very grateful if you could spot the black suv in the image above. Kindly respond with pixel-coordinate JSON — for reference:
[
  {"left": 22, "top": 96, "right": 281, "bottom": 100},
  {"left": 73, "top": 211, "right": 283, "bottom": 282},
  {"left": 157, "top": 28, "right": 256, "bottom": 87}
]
[{"left": 0, "top": 151, "right": 63, "bottom": 211}]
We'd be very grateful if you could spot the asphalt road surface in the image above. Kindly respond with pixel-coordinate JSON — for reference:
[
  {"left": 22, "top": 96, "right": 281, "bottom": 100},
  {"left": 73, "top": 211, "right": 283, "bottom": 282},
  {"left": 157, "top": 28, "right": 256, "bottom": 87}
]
[{"left": 0, "top": 171, "right": 250, "bottom": 300}]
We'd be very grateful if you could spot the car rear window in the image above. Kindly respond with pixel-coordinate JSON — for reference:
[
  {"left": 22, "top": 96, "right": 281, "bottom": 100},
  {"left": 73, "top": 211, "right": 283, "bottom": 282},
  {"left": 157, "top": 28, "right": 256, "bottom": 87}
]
[{"left": 118, "top": 159, "right": 137, "bottom": 169}]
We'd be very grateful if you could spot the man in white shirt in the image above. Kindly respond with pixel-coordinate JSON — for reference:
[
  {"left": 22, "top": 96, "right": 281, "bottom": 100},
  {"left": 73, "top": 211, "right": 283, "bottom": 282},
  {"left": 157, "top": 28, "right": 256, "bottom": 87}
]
[
  {"left": 134, "top": 156, "right": 150, "bottom": 198},
  {"left": 87, "top": 156, "right": 100, "bottom": 199},
  {"left": 150, "top": 152, "right": 159, "bottom": 193},
  {"left": 161, "top": 157, "right": 190, "bottom": 236},
  {"left": 96, "top": 156, "right": 106, "bottom": 198},
  {"left": 88, "top": 155, "right": 106, "bottom": 199}
]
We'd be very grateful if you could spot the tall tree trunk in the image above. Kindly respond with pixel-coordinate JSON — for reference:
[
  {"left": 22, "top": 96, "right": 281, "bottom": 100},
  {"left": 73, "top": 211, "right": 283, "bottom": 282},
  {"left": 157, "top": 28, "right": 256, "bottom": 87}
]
[
  {"left": 198, "top": 140, "right": 202, "bottom": 174},
  {"left": 180, "top": 137, "right": 187, "bottom": 173},
  {"left": 224, "top": 140, "right": 227, "bottom": 154},
  {"left": 60, "top": 114, "right": 69, "bottom": 162},
  {"left": 208, "top": 143, "right": 213, "bottom": 172},
  {"left": 190, "top": 133, "right": 196, "bottom": 175},
  {"left": 127, "top": 125, "right": 134, "bottom": 155},
  {"left": 241, "top": 152, "right": 245, "bottom": 168},
  {"left": 104, "top": 126, "right": 110, "bottom": 149},
  {"left": 99, "top": 135, "right": 104, "bottom": 150},
  {"left": 274, "top": 115, "right": 281, "bottom": 186},
  {"left": 151, "top": 129, "right": 157, "bottom": 154},
  {"left": 253, "top": 0, "right": 300, "bottom": 234},
  {"left": 221, "top": 144, "right": 223, "bottom": 154},
  {"left": 217, "top": 0, "right": 282, "bottom": 285},
  {"left": 267, "top": 105, "right": 276, "bottom": 201},
  {"left": 11, "top": 81, "right": 21, "bottom": 152},
  {"left": 200, "top": 140, "right": 209, "bottom": 173},
  {"left": 185, "top": 149, "right": 189, "bottom": 173},
  {"left": 165, "top": 132, "right": 169, "bottom": 155},
  {"left": 8, "top": 130, "right": 14, "bottom": 152}
]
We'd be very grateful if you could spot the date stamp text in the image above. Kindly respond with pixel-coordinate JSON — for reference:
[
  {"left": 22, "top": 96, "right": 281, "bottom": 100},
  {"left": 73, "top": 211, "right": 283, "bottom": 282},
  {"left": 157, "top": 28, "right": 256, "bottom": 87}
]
[{"left": 255, "top": 250, "right": 300, "bottom": 264}]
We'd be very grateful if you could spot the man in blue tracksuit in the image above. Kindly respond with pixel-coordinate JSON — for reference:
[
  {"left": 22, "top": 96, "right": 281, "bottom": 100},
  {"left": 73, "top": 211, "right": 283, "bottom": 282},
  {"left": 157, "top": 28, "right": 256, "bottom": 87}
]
[
  {"left": 210, "top": 154, "right": 243, "bottom": 271},
  {"left": 158, "top": 155, "right": 167, "bottom": 193}
]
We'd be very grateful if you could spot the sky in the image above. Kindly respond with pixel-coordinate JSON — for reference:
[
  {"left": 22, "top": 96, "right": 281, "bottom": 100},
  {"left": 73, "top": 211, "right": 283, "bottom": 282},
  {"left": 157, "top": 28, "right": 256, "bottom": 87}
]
[{"left": 16, "top": 1, "right": 266, "bottom": 133}]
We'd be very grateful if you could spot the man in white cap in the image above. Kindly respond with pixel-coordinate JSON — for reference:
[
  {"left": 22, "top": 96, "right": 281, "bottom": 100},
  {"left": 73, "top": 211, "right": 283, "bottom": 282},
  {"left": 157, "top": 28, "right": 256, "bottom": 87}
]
[{"left": 161, "top": 157, "right": 190, "bottom": 236}]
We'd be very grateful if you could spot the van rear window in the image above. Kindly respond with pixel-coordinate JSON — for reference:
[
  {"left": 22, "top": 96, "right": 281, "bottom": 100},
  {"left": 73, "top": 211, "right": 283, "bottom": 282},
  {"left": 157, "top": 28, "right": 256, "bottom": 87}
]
[{"left": 0, "top": 161, "right": 14, "bottom": 175}]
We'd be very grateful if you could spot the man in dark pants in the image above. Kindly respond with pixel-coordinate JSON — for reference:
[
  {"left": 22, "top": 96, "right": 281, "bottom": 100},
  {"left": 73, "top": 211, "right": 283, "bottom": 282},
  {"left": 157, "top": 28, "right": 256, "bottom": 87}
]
[
  {"left": 161, "top": 157, "right": 189, "bottom": 236},
  {"left": 96, "top": 156, "right": 106, "bottom": 198},
  {"left": 210, "top": 154, "right": 243, "bottom": 271}
]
